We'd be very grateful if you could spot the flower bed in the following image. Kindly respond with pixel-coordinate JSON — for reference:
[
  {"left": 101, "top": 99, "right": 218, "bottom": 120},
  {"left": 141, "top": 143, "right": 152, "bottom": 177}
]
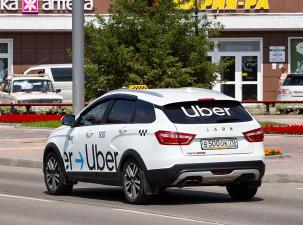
[
  {"left": 0, "top": 114, "right": 62, "bottom": 123},
  {"left": 264, "top": 147, "right": 281, "bottom": 156},
  {"left": 263, "top": 125, "right": 303, "bottom": 135}
]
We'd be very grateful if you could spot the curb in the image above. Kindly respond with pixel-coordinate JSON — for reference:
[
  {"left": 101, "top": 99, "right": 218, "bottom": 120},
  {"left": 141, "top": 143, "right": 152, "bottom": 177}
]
[
  {"left": 1, "top": 158, "right": 303, "bottom": 183},
  {"left": 0, "top": 158, "right": 42, "bottom": 169},
  {"left": 263, "top": 174, "right": 303, "bottom": 183}
]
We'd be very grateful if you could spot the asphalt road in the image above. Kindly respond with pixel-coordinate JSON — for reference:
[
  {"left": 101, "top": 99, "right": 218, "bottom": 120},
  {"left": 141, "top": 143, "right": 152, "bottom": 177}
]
[{"left": 0, "top": 166, "right": 302, "bottom": 225}]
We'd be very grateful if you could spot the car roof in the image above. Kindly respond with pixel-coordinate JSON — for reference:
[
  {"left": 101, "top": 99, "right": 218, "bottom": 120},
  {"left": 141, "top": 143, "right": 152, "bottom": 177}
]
[
  {"left": 288, "top": 73, "right": 303, "bottom": 76},
  {"left": 24, "top": 64, "right": 72, "bottom": 71},
  {"left": 101, "top": 88, "right": 235, "bottom": 106},
  {"left": 10, "top": 77, "right": 51, "bottom": 81}
]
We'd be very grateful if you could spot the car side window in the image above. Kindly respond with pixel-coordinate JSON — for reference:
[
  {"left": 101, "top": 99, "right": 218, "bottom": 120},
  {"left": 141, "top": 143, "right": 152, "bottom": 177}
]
[
  {"left": 51, "top": 68, "right": 72, "bottom": 82},
  {"left": 134, "top": 100, "right": 156, "bottom": 123},
  {"left": 78, "top": 100, "right": 111, "bottom": 126},
  {"left": 107, "top": 99, "right": 136, "bottom": 124}
]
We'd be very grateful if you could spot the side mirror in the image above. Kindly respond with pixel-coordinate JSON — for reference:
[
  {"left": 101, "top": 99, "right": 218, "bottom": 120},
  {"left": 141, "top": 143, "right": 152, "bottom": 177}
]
[
  {"left": 56, "top": 89, "right": 61, "bottom": 93},
  {"left": 61, "top": 115, "right": 75, "bottom": 127}
]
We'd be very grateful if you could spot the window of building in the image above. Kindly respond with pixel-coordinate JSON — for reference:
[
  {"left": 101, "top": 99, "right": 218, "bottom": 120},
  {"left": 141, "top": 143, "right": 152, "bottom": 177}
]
[{"left": 289, "top": 38, "right": 303, "bottom": 73}]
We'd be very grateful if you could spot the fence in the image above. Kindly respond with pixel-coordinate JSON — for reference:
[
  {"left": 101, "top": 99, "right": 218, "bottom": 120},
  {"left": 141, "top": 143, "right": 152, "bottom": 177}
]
[{"left": 1, "top": 101, "right": 303, "bottom": 115}]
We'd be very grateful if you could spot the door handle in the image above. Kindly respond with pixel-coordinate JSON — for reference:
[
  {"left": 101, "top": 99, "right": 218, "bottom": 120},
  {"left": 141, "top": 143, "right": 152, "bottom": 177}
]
[
  {"left": 119, "top": 127, "right": 128, "bottom": 134},
  {"left": 68, "top": 135, "right": 73, "bottom": 141},
  {"left": 86, "top": 130, "right": 94, "bottom": 137}
]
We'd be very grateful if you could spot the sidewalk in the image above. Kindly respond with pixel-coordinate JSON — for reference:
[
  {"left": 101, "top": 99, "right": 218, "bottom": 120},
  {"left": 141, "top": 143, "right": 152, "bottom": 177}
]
[{"left": 0, "top": 124, "right": 303, "bottom": 183}]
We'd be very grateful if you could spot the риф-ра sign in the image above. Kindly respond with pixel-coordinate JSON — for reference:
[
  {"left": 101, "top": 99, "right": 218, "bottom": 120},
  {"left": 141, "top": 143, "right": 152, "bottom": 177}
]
[{"left": 0, "top": 0, "right": 94, "bottom": 11}]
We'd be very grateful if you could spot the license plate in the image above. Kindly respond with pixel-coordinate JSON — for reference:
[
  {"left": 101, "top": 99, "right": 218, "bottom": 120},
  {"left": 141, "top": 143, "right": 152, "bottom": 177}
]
[{"left": 201, "top": 138, "right": 238, "bottom": 150}]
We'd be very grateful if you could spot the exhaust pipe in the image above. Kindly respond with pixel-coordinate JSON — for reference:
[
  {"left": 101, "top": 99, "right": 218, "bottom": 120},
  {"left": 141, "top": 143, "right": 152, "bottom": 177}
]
[{"left": 181, "top": 176, "right": 202, "bottom": 186}]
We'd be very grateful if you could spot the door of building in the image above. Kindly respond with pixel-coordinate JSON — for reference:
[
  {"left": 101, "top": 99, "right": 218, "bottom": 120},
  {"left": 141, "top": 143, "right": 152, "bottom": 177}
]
[
  {"left": 209, "top": 40, "right": 262, "bottom": 101},
  {"left": 218, "top": 53, "right": 261, "bottom": 101},
  {"left": 0, "top": 40, "right": 13, "bottom": 83}
]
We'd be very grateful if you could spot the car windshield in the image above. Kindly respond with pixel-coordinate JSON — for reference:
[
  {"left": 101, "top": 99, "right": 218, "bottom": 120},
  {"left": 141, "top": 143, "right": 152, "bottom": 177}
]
[
  {"left": 12, "top": 79, "right": 55, "bottom": 93},
  {"left": 283, "top": 75, "right": 303, "bottom": 86}
]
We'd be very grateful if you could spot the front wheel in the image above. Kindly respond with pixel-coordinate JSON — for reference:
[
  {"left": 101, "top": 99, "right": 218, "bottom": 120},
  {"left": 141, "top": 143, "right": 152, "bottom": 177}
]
[
  {"left": 44, "top": 152, "right": 73, "bottom": 195},
  {"left": 122, "top": 159, "right": 147, "bottom": 204},
  {"left": 226, "top": 182, "right": 258, "bottom": 200}
]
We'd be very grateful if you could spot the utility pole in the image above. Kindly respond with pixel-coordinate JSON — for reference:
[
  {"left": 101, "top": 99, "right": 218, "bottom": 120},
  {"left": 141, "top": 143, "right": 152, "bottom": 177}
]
[
  {"left": 72, "top": 0, "right": 85, "bottom": 115},
  {"left": 194, "top": 0, "right": 199, "bottom": 36}
]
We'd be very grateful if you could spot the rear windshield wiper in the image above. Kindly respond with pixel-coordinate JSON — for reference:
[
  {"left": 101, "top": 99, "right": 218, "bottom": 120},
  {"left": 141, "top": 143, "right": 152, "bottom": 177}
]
[{"left": 215, "top": 117, "right": 241, "bottom": 123}]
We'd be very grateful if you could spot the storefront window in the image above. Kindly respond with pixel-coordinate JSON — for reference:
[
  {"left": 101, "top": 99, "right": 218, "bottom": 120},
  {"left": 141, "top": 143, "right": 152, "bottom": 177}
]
[
  {"left": 290, "top": 38, "right": 303, "bottom": 73},
  {"left": 242, "top": 84, "right": 257, "bottom": 100},
  {"left": 0, "top": 43, "right": 8, "bottom": 54},
  {"left": 219, "top": 41, "right": 260, "bottom": 52},
  {"left": 221, "top": 56, "right": 235, "bottom": 81},
  {"left": 242, "top": 56, "right": 258, "bottom": 81},
  {"left": 0, "top": 58, "right": 8, "bottom": 83},
  {"left": 221, "top": 84, "right": 235, "bottom": 98}
]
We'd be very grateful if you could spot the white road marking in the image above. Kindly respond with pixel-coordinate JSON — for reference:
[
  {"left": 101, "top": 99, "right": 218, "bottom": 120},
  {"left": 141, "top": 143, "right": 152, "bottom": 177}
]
[
  {"left": 114, "top": 208, "right": 226, "bottom": 225},
  {"left": 296, "top": 188, "right": 303, "bottom": 190},
  {"left": 0, "top": 194, "right": 54, "bottom": 203}
]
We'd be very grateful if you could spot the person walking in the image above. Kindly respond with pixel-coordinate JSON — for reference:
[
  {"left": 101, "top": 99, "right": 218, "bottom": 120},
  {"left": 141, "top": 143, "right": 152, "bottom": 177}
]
[{"left": 279, "top": 67, "right": 288, "bottom": 86}]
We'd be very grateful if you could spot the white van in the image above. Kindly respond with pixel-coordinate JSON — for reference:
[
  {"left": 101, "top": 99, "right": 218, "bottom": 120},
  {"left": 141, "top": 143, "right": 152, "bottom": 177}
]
[{"left": 24, "top": 64, "right": 72, "bottom": 102}]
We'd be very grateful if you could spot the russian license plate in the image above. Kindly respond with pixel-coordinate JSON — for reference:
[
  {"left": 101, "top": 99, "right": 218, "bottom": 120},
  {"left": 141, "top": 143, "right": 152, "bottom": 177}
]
[{"left": 201, "top": 138, "right": 238, "bottom": 150}]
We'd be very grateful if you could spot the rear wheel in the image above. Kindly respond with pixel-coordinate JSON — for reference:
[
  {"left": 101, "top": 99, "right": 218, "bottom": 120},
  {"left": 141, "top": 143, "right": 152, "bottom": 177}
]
[
  {"left": 226, "top": 182, "right": 258, "bottom": 200},
  {"left": 122, "top": 159, "right": 147, "bottom": 204},
  {"left": 44, "top": 152, "right": 73, "bottom": 195}
]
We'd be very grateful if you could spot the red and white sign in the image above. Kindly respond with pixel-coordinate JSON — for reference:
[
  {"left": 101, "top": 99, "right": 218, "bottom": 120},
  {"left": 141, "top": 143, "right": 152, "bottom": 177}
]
[{"left": 22, "top": 0, "right": 38, "bottom": 14}]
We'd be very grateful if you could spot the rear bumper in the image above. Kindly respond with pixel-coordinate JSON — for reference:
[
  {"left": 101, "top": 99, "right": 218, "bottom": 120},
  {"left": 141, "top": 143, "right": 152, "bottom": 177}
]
[{"left": 145, "top": 160, "right": 265, "bottom": 187}]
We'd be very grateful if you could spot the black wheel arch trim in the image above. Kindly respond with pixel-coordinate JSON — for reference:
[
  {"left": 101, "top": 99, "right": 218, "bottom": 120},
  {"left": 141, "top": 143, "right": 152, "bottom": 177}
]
[
  {"left": 118, "top": 149, "right": 148, "bottom": 174},
  {"left": 43, "top": 143, "right": 66, "bottom": 175}
]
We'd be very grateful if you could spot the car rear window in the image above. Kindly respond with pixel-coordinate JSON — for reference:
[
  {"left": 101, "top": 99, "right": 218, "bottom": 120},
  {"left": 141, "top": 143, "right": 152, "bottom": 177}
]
[
  {"left": 163, "top": 101, "right": 253, "bottom": 124},
  {"left": 283, "top": 75, "right": 303, "bottom": 86}
]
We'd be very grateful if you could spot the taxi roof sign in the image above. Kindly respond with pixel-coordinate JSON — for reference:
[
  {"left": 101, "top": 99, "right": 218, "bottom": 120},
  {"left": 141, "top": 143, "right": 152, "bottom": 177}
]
[{"left": 128, "top": 85, "right": 148, "bottom": 90}]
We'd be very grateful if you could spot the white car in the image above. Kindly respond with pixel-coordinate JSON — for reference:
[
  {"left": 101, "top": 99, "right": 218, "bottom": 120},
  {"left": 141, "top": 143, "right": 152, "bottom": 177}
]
[
  {"left": 43, "top": 88, "right": 265, "bottom": 203},
  {"left": 0, "top": 75, "right": 63, "bottom": 105},
  {"left": 277, "top": 74, "right": 303, "bottom": 101},
  {"left": 24, "top": 64, "right": 72, "bottom": 102}
]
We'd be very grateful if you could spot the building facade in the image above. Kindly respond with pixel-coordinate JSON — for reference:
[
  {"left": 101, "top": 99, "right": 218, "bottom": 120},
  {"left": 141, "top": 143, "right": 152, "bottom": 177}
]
[{"left": 0, "top": 0, "right": 302, "bottom": 100}]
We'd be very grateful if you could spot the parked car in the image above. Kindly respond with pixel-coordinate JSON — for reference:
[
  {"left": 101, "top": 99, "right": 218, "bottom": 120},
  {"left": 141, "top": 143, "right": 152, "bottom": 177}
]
[
  {"left": 277, "top": 74, "right": 303, "bottom": 101},
  {"left": 43, "top": 87, "right": 265, "bottom": 204},
  {"left": 24, "top": 64, "right": 72, "bottom": 102},
  {"left": 0, "top": 75, "right": 63, "bottom": 112},
  {"left": 277, "top": 74, "right": 303, "bottom": 113}
]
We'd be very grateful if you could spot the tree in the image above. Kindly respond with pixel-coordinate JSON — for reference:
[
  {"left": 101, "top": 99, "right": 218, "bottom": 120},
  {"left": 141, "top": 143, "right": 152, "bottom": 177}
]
[{"left": 84, "top": 0, "right": 223, "bottom": 100}]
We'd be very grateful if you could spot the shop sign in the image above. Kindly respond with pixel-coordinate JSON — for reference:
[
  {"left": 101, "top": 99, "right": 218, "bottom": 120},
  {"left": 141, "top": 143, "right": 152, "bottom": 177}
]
[
  {"left": 176, "top": 0, "right": 269, "bottom": 11},
  {"left": 290, "top": 38, "right": 303, "bottom": 73},
  {"left": 0, "top": 0, "right": 94, "bottom": 13},
  {"left": 269, "top": 46, "right": 285, "bottom": 63}
]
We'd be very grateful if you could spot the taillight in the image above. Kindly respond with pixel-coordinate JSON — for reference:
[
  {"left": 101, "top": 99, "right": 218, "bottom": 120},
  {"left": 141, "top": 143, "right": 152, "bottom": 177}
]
[
  {"left": 278, "top": 89, "right": 291, "bottom": 94},
  {"left": 243, "top": 128, "right": 264, "bottom": 142},
  {"left": 155, "top": 131, "right": 196, "bottom": 145}
]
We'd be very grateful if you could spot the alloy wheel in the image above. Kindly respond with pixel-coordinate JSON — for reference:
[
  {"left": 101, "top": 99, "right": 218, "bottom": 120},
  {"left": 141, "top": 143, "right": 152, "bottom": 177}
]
[
  {"left": 123, "top": 163, "right": 142, "bottom": 200},
  {"left": 45, "top": 157, "right": 60, "bottom": 192}
]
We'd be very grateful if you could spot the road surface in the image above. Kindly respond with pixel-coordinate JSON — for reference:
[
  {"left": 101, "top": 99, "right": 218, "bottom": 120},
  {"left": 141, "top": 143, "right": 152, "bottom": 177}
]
[{"left": 0, "top": 166, "right": 302, "bottom": 225}]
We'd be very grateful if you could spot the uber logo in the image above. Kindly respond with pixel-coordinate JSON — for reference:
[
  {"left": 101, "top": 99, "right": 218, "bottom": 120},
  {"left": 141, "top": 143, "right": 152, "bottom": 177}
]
[
  {"left": 181, "top": 106, "right": 231, "bottom": 118},
  {"left": 85, "top": 144, "right": 118, "bottom": 172}
]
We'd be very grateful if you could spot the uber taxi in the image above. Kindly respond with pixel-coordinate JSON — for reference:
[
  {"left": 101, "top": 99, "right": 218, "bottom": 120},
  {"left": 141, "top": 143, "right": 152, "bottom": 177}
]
[{"left": 43, "top": 88, "right": 265, "bottom": 203}]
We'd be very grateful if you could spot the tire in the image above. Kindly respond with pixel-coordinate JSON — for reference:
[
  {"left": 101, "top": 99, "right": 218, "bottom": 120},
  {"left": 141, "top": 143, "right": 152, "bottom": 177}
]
[
  {"left": 44, "top": 152, "right": 73, "bottom": 195},
  {"left": 122, "top": 158, "right": 148, "bottom": 204},
  {"left": 226, "top": 182, "right": 258, "bottom": 200}
]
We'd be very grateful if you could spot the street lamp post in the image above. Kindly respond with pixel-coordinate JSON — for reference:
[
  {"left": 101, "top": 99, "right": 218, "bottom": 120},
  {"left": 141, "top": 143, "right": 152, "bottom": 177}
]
[{"left": 72, "top": 0, "right": 85, "bottom": 115}]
